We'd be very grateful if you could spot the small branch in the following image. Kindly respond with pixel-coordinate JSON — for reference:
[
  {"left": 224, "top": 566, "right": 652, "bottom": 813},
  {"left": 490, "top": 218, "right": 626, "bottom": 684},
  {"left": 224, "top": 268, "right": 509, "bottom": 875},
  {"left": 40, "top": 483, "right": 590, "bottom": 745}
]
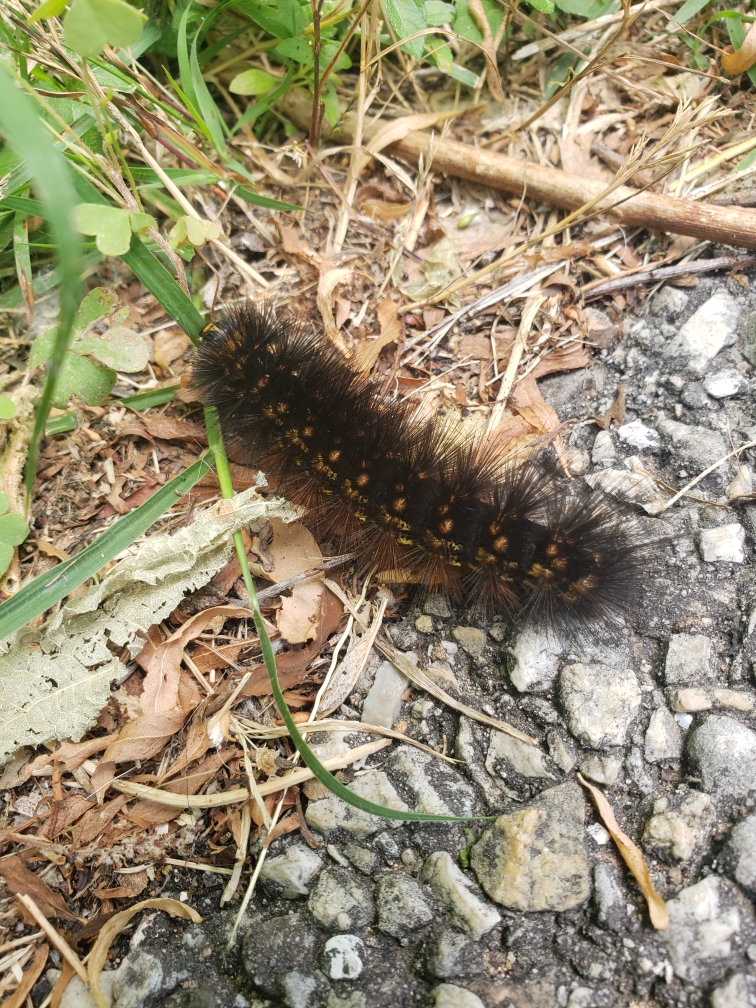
[{"left": 581, "top": 253, "right": 756, "bottom": 298}]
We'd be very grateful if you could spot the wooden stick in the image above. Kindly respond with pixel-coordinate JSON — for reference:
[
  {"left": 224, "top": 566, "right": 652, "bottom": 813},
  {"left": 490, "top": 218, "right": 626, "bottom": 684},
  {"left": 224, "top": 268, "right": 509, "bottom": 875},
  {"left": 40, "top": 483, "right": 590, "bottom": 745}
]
[
  {"left": 281, "top": 89, "right": 756, "bottom": 250},
  {"left": 15, "top": 895, "right": 88, "bottom": 985}
]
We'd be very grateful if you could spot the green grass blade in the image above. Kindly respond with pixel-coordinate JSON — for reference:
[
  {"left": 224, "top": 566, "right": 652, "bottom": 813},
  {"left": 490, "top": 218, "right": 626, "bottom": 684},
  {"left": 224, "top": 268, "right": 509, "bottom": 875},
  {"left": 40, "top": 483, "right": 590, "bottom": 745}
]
[
  {"left": 45, "top": 411, "right": 77, "bottom": 435},
  {"left": 0, "top": 64, "right": 83, "bottom": 505},
  {"left": 119, "top": 384, "right": 179, "bottom": 409},
  {"left": 0, "top": 195, "right": 46, "bottom": 216},
  {"left": 0, "top": 250, "right": 101, "bottom": 311},
  {"left": 0, "top": 455, "right": 214, "bottom": 640},
  {"left": 233, "top": 184, "right": 303, "bottom": 213},
  {"left": 190, "top": 23, "right": 228, "bottom": 154}
]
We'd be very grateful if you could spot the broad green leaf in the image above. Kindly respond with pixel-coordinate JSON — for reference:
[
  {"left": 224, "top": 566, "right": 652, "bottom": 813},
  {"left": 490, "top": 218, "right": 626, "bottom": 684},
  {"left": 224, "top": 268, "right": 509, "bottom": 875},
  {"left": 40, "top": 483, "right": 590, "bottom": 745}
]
[
  {"left": 0, "top": 493, "right": 8, "bottom": 516},
  {"left": 274, "top": 0, "right": 308, "bottom": 37},
  {"left": 89, "top": 64, "right": 138, "bottom": 92},
  {"left": 383, "top": 0, "right": 427, "bottom": 59},
  {"left": 169, "top": 215, "right": 221, "bottom": 249},
  {"left": 130, "top": 211, "right": 157, "bottom": 233},
  {"left": 236, "top": 0, "right": 305, "bottom": 39},
  {"left": 229, "top": 68, "right": 279, "bottom": 95},
  {"left": 45, "top": 411, "right": 77, "bottom": 436},
  {"left": 28, "top": 328, "right": 58, "bottom": 370},
  {"left": 63, "top": 0, "right": 146, "bottom": 58},
  {"left": 452, "top": 0, "right": 501, "bottom": 44},
  {"left": 28, "top": 0, "right": 68, "bottom": 23},
  {"left": 322, "top": 84, "right": 341, "bottom": 127},
  {"left": 426, "top": 0, "right": 455, "bottom": 26},
  {"left": 51, "top": 353, "right": 116, "bottom": 408},
  {"left": 72, "top": 327, "right": 150, "bottom": 372},
  {"left": 120, "top": 385, "right": 179, "bottom": 410},
  {"left": 321, "top": 40, "right": 352, "bottom": 72},
  {"left": 0, "top": 456, "right": 215, "bottom": 640},
  {"left": 0, "top": 513, "right": 29, "bottom": 546},
  {"left": 529, "top": 0, "right": 556, "bottom": 13},
  {"left": 74, "top": 203, "right": 132, "bottom": 256},
  {"left": 555, "top": 0, "right": 604, "bottom": 15},
  {"left": 231, "top": 65, "right": 295, "bottom": 135},
  {"left": 0, "top": 398, "right": 17, "bottom": 420},
  {"left": 0, "top": 543, "right": 12, "bottom": 578},
  {"left": 672, "top": 0, "right": 713, "bottom": 23},
  {"left": 276, "top": 37, "right": 314, "bottom": 65},
  {"left": 73, "top": 286, "right": 117, "bottom": 331},
  {"left": 450, "top": 63, "right": 479, "bottom": 87}
]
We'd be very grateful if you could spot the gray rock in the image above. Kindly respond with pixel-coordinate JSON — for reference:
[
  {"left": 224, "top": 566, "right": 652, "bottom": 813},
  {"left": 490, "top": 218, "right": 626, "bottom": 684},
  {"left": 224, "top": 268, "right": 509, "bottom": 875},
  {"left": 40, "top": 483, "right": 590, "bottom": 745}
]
[
  {"left": 322, "top": 935, "right": 365, "bottom": 980},
  {"left": 711, "top": 972, "right": 756, "bottom": 1008},
  {"left": 681, "top": 381, "right": 713, "bottom": 410},
  {"left": 559, "top": 663, "right": 641, "bottom": 749},
  {"left": 742, "top": 310, "right": 756, "bottom": 366},
  {"left": 664, "top": 875, "right": 756, "bottom": 985},
  {"left": 642, "top": 791, "right": 715, "bottom": 861},
  {"left": 656, "top": 414, "right": 728, "bottom": 469},
  {"left": 470, "top": 782, "right": 590, "bottom": 912},
  {"left": 579, "top": 753, "right": 622, "bottom": 786},
  {"left": 508, "top": 626, "right": 563, "bottom": 692},
  {"left": 485, "top": 729, "right": 556, "bottom": 783},
  {"left": 451, "top": 626, "right": 486, "bottom": 660},
  {"left": 280, "top": 970, "right": 331, "bottom": 1008},
  {"left": 307, "top": 866, "right": 375, "bottom": 931},
  {"left": 386, "top": 745, "right": 475, "bottom": 817},
  {"left": 420, "top": 927, "right": 484, "bottom": 979},
  {"left": 687, "top": 715, "right": 756, "bottom": 801},
  {"left": 662, "top": 288, "right": 740, "bottom": 376},
  {"left": 341, "top": 842, "right": 380, "bottom": 875},
  {"left": 645, "top": 706, "right": 683, "bottom": 762},
  {"left": 547, "top": 731, "right": 576, "bottom": 773},
  {"left": 431, "top": 984, "right": 485, "bottom": 1008},
  {"left": 593, "top": 861, "right": 627, "bottom": 933},
  {"left": 664, "top": 633, "right": 712, "bottom": 685},
  {"left": 703, "top": 368, "right": 748, "bottom": 398},
  {"left": 424, "top": 596, "right": 451, "bottom": 618},
  {"left": 699, "top": 523, "right": 747, "bottom": 563},
  {"left": 591, "top": 430, "right": 616, "bottom": 466},
  {"left": 721, "top": 811, "right": 756, "bottom": 896},
  {"left": 624, "top": 745, "right": 654, "bottom": 795},
  {"left": 654, "top": 285, "right": 690, "bottom": 317},
  {"left": 420, "top": 851, "right": 500, "bottom": 939},
  {"left": 375, "top": 872, "right": 434, "bottom": 937},
  {"left": 243, "top": 913, "right": 322, "bottom": 1001},
  {"left": 617, "top": 419, "right": 660, "bottom": 450},
  {"left": 567, "top": 989, "right": 594, "bottom": 1008},
  {"left": 259, "top": 844, "right": 324, "bottom": 898},
  {"left": 388, "top": 624, "right": 418, "bottom": 650},
  {"left": 361, "top": 660, "right": 409, "bottom": 729},
  {"left": 305, "top": 770, "right": 408, "bottom": 836}
]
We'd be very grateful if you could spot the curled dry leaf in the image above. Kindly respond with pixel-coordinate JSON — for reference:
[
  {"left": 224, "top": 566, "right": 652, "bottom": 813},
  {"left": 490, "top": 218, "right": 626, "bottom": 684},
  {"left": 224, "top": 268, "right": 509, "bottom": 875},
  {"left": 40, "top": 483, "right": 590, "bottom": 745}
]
[
  {"left": 578, "top": 772, "right": 669, "bottom": 930},
  {"left": 154, "top": 329, "right": 191, "bottom": 369},
  {"left": 317, "top": 268, "right": 353, "bottom": 357},
  {"left": 252, "top": 518, "right": 323, "bottom": 583},
  {"left": 318, "top": 595, "right": 388, "bottom": 717},
  {"left": 70, "top": 794, "right": 130, "bottom": 847},
  {"left": 0, "top": 856, "right": 78, "bottom": 921},
  {"left": 722, "top": 21, "right": 756, "bottom": 74},
  {"left": 353, "top": 297, "right": 405, "bottom": 373},
  {"left": 277, "top": 579, "right": 324, "bottom": 645},
  {"left": 88, "top": 898, "right": 202, "bottom": 1008},
  {"left": 139, "top": 416, "right": 208, "bottom": 444},
  {"left": 128, "top": 751, "right": 228, "bottom": 826}
]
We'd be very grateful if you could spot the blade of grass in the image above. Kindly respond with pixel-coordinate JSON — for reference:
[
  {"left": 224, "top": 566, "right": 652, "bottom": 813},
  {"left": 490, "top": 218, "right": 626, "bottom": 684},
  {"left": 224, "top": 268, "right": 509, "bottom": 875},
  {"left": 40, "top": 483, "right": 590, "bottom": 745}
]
[
  {"left": 0, "top": 63, "right": 83, "bottom": 507},
  {"left": 0, "top": 454, "right": 214, "bottom": 640},
  {"left": 119, "top": 384, "right": 179, "bottom": 410},
  {"left": 45, "top": 411, "right": 77, "bottom": 435}
]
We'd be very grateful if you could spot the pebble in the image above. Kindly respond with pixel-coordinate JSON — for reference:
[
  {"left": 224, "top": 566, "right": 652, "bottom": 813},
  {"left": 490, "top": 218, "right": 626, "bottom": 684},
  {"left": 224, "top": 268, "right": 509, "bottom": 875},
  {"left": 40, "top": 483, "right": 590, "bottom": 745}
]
[
  {"left": 307, "top": 866, "right": 375, "bottom": 931},
  {"left": 655, "top": 285, "right": 690, "bottom": 316},
  {"left": 675, "top": 712, "right": 694, "bottom": 730},
  {"left": 591, "top": 430, "right": 616, "bottom": 466},
  {"left": 699, "top": 523, "right": 746, "bottom": 563},
  {"left": 470, "top": 782, "right": 590, "bottom": 912},
  {"left": 616, "top": 419, "right": 660, "bottom": 450},
  {"left": 486, "top": 729, "right": 556, "bottom": 782},
  {"left": 322, "top": 935, "right": 365, "bottom": 980},
  {"left": 727, "top": 464, "right": 753, "bottom": 500},
  {"left": 420, "top": 851, "right": 501, "bottom": 939},
  {"left": 389, "top": 623, "right": 418, "bottom": 650},
  {"left": 687, "top": 715, "right": 756, "bottom": 801},
  {"left": 432, "top": 984, "right": 485, "bottom": 1008},
  {"left": 559, "top": 663, "right": 641, "bottom": 749},
  {"left": 360, "top": 660, "right": 409, "bottom": 729},
  {"left": 656, "top": 413, "right": 728, "bottom": 469},
  {"left": 642, "top": 791, "right": 715, "bottom": 861},
  {"left": 644, "top": 706, "right": 683, "bottom": 763},
  {"left": 387, "top": 744, "right": 475, "bottom": 817},
  {"left": 742, "top": 310, "right": 756, "bottom": 365},
  {"left": 584, "top": 466, "right": 667, "bottom": 514},
  {"left": 661, "top": 288, "right": 740, "bottom": 377},
  {"left": 451, "top": 626, "right": 486, "bottom": 660},
  {"left": 711, "top": 973, "right": 756, "bottom": 1008},
  {"left": 670, "top": 688, "right": 712, "bottom": 713},
  {"left": 259, "top": 844, "right": 324, "bottom": 899},
  {"left": 703, "top": 368, "right": 748, "bottom": 398},
  {"left": 664, "top": 632, "right": 712, "bottom": 684},
  {"left": 721, "top": 810, "right": 756, "bottom": 897},
  {"left": 375, "top": 872, "right": 435, "bottom": 937},
  {"left": 593, "top": 861, "right": 627, "bottom": 933},
  {"left": 415, "top": 615, "right": 434, "bottom": 633},
  {"left": 424, "top": 596, "right": 451, "bottom": 618},
  {"left": 508, "top": 626, "right": 563, "bottom": 692},
  {"left": 305, "top": 769, "right": 408, "bottom": 836},
  {"left": 586, "top": 822, "right": 610, "bottom": 845},
  {"left": 664, "top": 875, "right": 756, "bottom": 985},
  {"left": 713, "top": 688, "right": 755, "bottom": 711},
  {"left": 579, "top": 753, "right": 622, "bottom": 786},
  {"left": 242, "top": 913, "right": 321, "bottom": 1000},
  {"left": 342, "top": 842, "right": 379, "bottom": 875},
  {"left": 280, "top": 969, "right": 330, "bottom": 1008},
  {"left": 547, "top": 731, "right": 576, "bottom": 772},
  {"left": 421, "top": 928, "right": 483, "bottom": 979}
]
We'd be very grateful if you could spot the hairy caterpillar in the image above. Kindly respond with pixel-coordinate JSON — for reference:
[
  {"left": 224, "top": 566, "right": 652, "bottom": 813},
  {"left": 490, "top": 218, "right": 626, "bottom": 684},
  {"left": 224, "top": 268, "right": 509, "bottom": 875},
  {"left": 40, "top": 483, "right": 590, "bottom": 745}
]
[{"left": 193, "top": 303, "right": 647, "bottom": 632}]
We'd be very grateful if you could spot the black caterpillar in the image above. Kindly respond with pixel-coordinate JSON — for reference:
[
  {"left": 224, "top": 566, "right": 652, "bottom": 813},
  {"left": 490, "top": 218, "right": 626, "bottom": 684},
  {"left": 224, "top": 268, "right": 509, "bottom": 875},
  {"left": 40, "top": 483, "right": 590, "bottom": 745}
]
[{"left": 193, "top": 303, "right": 647, "bottom": 632}]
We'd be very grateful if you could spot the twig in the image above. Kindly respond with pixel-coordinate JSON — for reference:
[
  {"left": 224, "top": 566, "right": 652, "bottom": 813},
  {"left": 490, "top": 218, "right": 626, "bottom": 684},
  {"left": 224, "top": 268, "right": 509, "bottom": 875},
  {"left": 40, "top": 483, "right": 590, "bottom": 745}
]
[
  {"left": 659, "top": 440, "right": 756, "bottom": 512},
  {"left": 14, "top": 894, "right": 87, "bottom": 985},
  {"left": 581, "top": 253, "right": 756, "bottom": 298},
  {"left": 487, "top": 294, "right": 545, "bottom": 433}
]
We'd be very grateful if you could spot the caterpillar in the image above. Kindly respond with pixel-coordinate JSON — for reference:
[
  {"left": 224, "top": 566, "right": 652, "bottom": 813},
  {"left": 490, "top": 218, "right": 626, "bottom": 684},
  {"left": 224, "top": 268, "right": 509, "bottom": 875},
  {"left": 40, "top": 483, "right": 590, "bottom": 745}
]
[{"left": 193, "top": 303, "right": 647, "bottom": 632}]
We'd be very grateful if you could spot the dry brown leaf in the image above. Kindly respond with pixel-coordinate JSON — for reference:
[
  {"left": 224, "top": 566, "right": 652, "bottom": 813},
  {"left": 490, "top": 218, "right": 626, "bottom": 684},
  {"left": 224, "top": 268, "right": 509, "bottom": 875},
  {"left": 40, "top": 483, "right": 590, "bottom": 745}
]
[
  {"left": 93, "top": 869, "right": 148, "bottom": 900},
  {"left": 158, "top": 720, "right": 211, "bottom": 784},
  {"left": 128, "top": 752, "right": 227, "bottom": 826},
  {"left": 510, "top": 375, "right": 560, "bottom": 434},
  {"left": 55, "top": 733, "right": 121, "bottom": 772},
  {"left": 1, "top": 942, "right": 48, "bottom": 1008},
  {"left": 0, "top": 857, "right": 77, "bottom": 921},
  {"left": 40, "top": 795, "right": 93, "bottom": 839},
  {"left": 140, "top": 416, "right": 208, "bottom": 444},
  {"left": 88, "top": 899, "right": 202, "bottom": 1008},
  {"left": 529, "top": 343, "right": 591, "bottom": 380},
  {"left": 279, "top": 224, "right": 319, "bottom": 263},
  {"left": 277, "top": 579, "right": 324, "bottom": 645},
  {"left": 317, "top": 268, "right": 353, "bottom": 357},
  {"left": 70, "top": 794, "right": 130, "bottom": 847},
  {"left": 36, "top": 539, "right": 71, "bottom": 562},
  {"left": 578, "top": 773, "right": 669, "bottom": 930},
  {"left": 318, "top": 595, "right": 387, "bottom": 716},
  {"left": 722, "top": 21, "right": 756, "bottom": 73},
  {"left": 354, "top": 297, "right": 405, "bottom": 373},
  {"left": 154, "top": 330, "right": 191, "bottom": 370},
  {"left": 595, "top": 382, "right": 626, "bottom": 430},
  {"left": 50, "top": 958, "right": 75, "bottom": 1008},
  {"left": 254, "top": 518, "right": 322, "bottom": 583},
  {"left": 365, "top": 109, "right": 462, "bottom": 162}
]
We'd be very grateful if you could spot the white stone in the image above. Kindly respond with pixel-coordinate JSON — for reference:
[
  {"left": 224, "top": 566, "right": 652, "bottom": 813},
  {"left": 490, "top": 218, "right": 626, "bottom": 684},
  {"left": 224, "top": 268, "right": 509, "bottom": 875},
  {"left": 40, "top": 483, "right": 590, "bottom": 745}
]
[
  {"left": 727, "top": 465, "right": 753, "bottom": 500},
  {"left": 670, "top": 688, "right": 712, "bottom": 713},
  {"left": 617, "top": 419, "right": 661, "bottom": 450},
  {"left": 699, "top": 523, "right": 746, "bottom": 563},
  {"left": 421, "top": 851, "right": 501, "bottom": 939},
  {"left": 723, "top": 811, "right": 756, "bottom": 895},
  {"left": 591, "top": 430, "right": 616, "bottom": 466},
  {"left": 584, "top": 466, "right": 667, "bottom": 515},
  {"left": 711, "top": 973, "right": 756, "bottom": 1008},
  {"left": 643, "top": 792, "right": 714, "bottom": 861},
  {"left": 508, "top": 625, "right": 564, "bottom": 692},
  {"left": 675, "top": 712, "right": 694, "bottom": 730},
  {"left": 713, "top": 688, "right": 756, "bottom": 711},
  {"left": 305, "top": 769, "right": 408, "bottom": 836},
  {"left": 560, "top": 663, "right": 641, "bottom": 749},
  {"left": 579, "top": 753, "right": 622, "bottom": 786},
  {"left": 432, "top": 984, "right": 485, "bottom": 1008},
  {"left": 664, "top": 633, "right": 712, "bottom": 684},
  {"left": 656, "top": 414, "right": 728, "bottom": 469},
  {"left": 703, "top": 368, "right": 748, "bottom": 398},
  {"left": 323, "top": 935, "right": 365, "bottom": 980},
  {"left": 259, "top": 844, "right": 323, "bottom": 898},
  {"left": 361, "top": 660, "right": 409, "bottom": 729},
  {"left": 567, "top": 989, "right": 594, "bottom": 1008},
  {"left": 655, "top": 285, "right": 690, "bottom": 316},
  {"left": 645, "top": 706, "right": 683, "bottom": 763},
  {"left": 308, "top": 866, "right": 374, "bottom": 931},
  {"left": 662, "top": 289, "right": 740, "bottom": 377},
  {"left": 486, "top": 729, "right": 555, "bottom": 781},
  {"left": 586, "top": 822, "right": 610, "bottom": 845}
]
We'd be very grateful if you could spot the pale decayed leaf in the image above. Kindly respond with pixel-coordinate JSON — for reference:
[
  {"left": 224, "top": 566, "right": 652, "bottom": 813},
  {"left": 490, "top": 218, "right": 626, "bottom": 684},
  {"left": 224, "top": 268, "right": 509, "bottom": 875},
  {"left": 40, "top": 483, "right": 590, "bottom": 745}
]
[
  {"left": 277, "top": 580, "right": 324, "bottom": 645},
  {"left": 0, "top": 484, "right": 303, "bottom": 765}
]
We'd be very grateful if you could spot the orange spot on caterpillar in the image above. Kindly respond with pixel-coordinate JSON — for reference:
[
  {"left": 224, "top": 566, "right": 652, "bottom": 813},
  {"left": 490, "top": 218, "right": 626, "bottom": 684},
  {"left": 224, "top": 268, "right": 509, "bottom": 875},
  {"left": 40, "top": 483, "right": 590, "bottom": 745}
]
[
  {"left": 492, "top": 536, "right": 508, "bottom": 553},
  {"left": 356, "top": 473, "right": 370, "bottom": 487},
  {"left": 439, "top": 519, "right": 454, "bottom": 535},
  {"left": 328, "top": 449, "right": 341, "bottom": 462},
  {"left": 393, "top": 498, "right": 407, "bottom": 513}
]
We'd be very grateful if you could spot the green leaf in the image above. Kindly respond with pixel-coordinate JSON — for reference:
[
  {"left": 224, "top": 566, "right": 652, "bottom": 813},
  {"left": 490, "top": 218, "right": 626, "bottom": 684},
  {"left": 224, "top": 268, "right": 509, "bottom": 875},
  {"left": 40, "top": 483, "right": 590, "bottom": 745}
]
[
  {"left": 276, "top": 37, "right": 314, "bottom": 65},
  {"left": 236, "top": 0, "right": 306, "bottom": 39},
  {"left": 672, "top": 0, "right": 712, "bottom": 24},
  {"left": 528, "top": 0, "right": 556, "bottom": 13},
  {"left": 119, "top": 385, "right": 179, "bottom": 410},
  {"left": 73, "top": 286, "right": 118, "bottom": 331},
  {"left": 233, "top": 184, "right": 302, "bottom": 213},
  {"left": 0, "top": 542, "right": 12, "bottom": 578},
  {"left": 229, "top": 68, "right": 279, "bottom": 95},
  {"left": 555, "top": 0, "right": 604, "bottom": 15},
  {"left": 383, "top": 0, "right": 427, "bottom": 59},
  {"left": 426, "top": 0, "right": 455, "bottom": 26},
  {"left": 129, "top": 211, "right": 157, "bottom": 233},
  {"left": 188, "top": 12, "right": 227, "bottom": 154},
  {"left": 89, "top": 64, "right": 137, "bottom": 93},
  {"left": 74, "top": 203, "right": 132, "bottom": 256},
  {"left": 0, "top": 493, "right": 8, "bottom": 516},
  {"left": 450, "top": 63, "right": 479, "bottom": 87},
  {"left": 28, "top": 328, "right": 57, "bottom": 370},
  {"left": 129, "top": 168, "right": 219, "bottom": 187},
  {"left": 0, "top": 398, "right": 17, "bottom": 420},
  {"left": 63, "top": 0, "right": 146, "bottom": 58},
  {"left": 0, "top": 195, "right": 46, "bottom": 217},
  {"left": 72, "top": 327, "right": 150, "bottom": 372},
  {"left": 322, "top": 84, "right": 341, "bottom": 127},
  {"left": 0, "top": 456, "right": 215, "bottom": 640},
  {"left": 45, "top": 411, "right": 77, "bottom": 436},
  {"left": 0, "top": 513, "right": 29, "bottom": 547},
  {"left": 231, "top": 65, "right": 295, "bottom": 135},
  {"left": 28, "top": 0, "right": 68, "bottom": 24},
  {"left": 51, "top": 353, "right": 117, "bottom": 408},
  {"left": 452, "top": 0, "right": 501, "bottom": 44}
]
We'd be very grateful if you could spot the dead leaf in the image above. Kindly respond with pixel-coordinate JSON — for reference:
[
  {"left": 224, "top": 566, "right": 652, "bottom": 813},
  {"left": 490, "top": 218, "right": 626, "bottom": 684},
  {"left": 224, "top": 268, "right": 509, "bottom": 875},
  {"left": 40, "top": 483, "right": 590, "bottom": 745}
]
[
  {"left": 578, "top": 773, "right": 669, "bottom": 930},
  {"left": 722, "top": 21, "right": 756, "bottom": 73},
  {"left": 128, "top": 752, "right": 227, "bottom": 826},
  {"left": 353, "top": 297, "right": 405, "bottom": 373},
  {"left": 140, "top": 416, "right": 208, "bottom": 444},
  {"left": 529, "top": 343, "right": 591, "bottom": 380},
  {"left": 595, "top": 382, "right": 626, "bottom": 430},
  {"left": 50, "top": 960, "right": 76, "bottom": 1008},
  {"left": 158, "top": 720, "right": 211, "bottom": 784},
  {"left": 317, "top": 268, "right": 353, "bottom": 357},
  {"left": 253, "top": 518, "right": 322, "bottom": 583},
  {"left": 318, "top": 595, "right": 387, "bottom": 716},
  {"left": 41, "top": 795, "right": 96, "bottom": 839},
  {"left": 36, "top": 539, "right": 71, "bottom": 562},
  {"left": 1, "top": 942, "right": 48, "bottom": 1008},
  {"left": 94, "top": 869, "right": 148, "bottom": 900},
  {"left": 70, "top": 794, "right": 130, "bottom": 846},
  {"left": 510, "top": 375, "right": 560, "bottom": 435},
  {"left": 154, "top": 330, "right": 191, "bottom": 370},
  {"left": 88, "top": 899, "right": 202, "bottom": 1008},
  {"left": 0, "top": 856, "right": 77, "bottom": 921},
  {"left": 277, "top": 579, "right": 324, "bottom": 644},
  {"left": 55, "top": 733, "right": 120, "bottom": 771},
  {"left": 279, "top": 224, "right": 319, "bottom": 263}
]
